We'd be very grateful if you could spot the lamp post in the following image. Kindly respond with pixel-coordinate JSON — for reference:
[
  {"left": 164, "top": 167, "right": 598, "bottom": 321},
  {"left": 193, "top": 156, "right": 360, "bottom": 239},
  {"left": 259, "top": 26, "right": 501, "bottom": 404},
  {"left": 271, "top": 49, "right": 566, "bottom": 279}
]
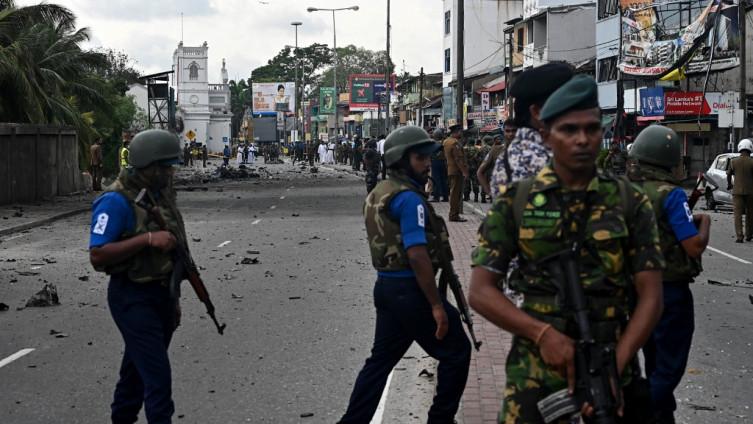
[
  {"left": 307, "top": 5, "right": 359, "bottom": 141},
  {"left": 291, "top": 21, "right": 302, "bottom": 142}
]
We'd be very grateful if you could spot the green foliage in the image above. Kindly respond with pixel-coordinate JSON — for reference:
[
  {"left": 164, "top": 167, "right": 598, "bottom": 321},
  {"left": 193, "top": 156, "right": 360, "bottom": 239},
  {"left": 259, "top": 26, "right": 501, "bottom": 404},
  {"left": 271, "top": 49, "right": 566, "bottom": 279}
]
[{"left": 319, "top": 45, "right": 394, "bottom": 93}]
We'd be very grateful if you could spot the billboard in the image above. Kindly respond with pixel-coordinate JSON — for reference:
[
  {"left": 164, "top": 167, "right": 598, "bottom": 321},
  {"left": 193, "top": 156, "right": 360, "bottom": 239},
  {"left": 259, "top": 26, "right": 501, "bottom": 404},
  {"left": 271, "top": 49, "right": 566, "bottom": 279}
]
[
  {"left": 348, "top": 74, "right": 396, "bottom": 112},
  {"left": 639, "top": 89, "right": 738, "bottom": 116},
  {"left": 252, "top": 82, "right": 295, "bottom": 113},
  {"left": 319, "top": 87, "right": 336, "bottom": 115},
  {"left": 619, "top": 0, "right": 740, "bottom": 78}
]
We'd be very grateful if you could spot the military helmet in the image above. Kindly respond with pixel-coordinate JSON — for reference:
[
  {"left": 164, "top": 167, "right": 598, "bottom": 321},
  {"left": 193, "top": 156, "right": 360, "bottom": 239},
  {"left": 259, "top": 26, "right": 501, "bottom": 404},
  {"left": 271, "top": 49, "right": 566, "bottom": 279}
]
[
  {"left": 384, "top": 126, "right": 438, "bottom": 167},
  {"left": 482, "top": 135, "right": 493, "bottom": 145},
  {"left": 629, "top": 125, "right": 681, "bottom": 169},
  {"left": 128, "top": 129, "right": 182, "bottom": 168},
  {"left": 432, "top": 128, "right": 445, "bottom": 141}
]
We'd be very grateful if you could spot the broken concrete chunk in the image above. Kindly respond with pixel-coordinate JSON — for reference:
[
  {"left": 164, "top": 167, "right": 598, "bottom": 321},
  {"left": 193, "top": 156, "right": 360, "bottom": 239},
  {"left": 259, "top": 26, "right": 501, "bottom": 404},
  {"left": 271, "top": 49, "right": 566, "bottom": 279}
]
[{"left": 26, "top": 283, "right": 60, "bottom": 307}]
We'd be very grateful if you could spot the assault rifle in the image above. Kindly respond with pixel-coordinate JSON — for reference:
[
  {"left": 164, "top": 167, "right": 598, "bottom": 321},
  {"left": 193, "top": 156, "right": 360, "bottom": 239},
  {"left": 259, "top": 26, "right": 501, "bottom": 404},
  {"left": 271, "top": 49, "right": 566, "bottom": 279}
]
[
  {"left": 135, "top": 189, "right": 226, "bottom": 335},
  {"left": 687, "top": 172, "right": 706, "bottom": 210},
  {"left": 536, "top": 244, "right": 620, "bottom": 424}
]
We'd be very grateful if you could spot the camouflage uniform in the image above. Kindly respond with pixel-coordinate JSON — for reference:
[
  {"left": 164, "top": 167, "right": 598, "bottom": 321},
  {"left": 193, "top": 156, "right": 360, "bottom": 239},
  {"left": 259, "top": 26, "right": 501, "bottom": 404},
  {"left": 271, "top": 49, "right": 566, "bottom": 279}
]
[
  {"left": 490, "top": 128, "right": 551, "bottom": 198},
  {"left": 605, "top": 149, "right": 628, "bottom": 175},
  {"left": 464, "top": 143, "right": 483, "bottom": 201},
  {"left": 363, "top": 146, "right": 381, "bottom": 194},
  {"left": 472, "top": 165, "right": 665, "bottom": 424}
]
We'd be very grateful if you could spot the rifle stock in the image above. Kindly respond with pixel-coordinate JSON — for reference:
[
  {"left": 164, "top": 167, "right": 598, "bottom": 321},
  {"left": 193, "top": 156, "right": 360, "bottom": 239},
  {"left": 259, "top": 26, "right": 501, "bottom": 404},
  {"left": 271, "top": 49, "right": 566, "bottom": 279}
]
[{"left": 135, "top": 189, "right": 226, "bottom": 335}]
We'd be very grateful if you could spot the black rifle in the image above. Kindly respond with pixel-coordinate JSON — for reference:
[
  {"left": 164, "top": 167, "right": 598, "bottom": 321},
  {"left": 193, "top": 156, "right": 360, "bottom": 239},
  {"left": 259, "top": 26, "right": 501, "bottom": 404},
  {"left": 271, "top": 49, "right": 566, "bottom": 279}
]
[
  {"left": 536, "top": 244, "right": 620, "bottom": 424},
  {"left": 135, "top": 189, "right": 226, "bottom": 335},
  {"left": 427, "top": 210, "right": 482, "bottom": 351}
]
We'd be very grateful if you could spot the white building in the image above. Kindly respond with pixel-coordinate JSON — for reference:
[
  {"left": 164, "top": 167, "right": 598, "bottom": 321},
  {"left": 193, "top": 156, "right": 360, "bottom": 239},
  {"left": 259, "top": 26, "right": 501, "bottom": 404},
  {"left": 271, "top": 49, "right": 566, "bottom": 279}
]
[{"left": 172, "top": 41, "right": 231, "bottom": 153}]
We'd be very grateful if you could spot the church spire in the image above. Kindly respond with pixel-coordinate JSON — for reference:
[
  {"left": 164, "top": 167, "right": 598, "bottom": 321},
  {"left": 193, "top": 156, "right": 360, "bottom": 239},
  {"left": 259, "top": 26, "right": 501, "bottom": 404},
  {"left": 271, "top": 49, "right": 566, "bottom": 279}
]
[{"left": 221, "top": 58, "right": 228, "bottom": 84}]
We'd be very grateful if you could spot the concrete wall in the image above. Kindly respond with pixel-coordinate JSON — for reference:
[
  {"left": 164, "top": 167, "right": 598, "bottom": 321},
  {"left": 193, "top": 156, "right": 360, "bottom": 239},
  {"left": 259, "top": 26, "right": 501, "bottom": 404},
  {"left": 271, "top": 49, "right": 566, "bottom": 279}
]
[
  {"left": 0, "top": 124, "right": 86, "bottom": 205},
  {"left": 548, "top": 6, "right": 596, "bottom": 64}
]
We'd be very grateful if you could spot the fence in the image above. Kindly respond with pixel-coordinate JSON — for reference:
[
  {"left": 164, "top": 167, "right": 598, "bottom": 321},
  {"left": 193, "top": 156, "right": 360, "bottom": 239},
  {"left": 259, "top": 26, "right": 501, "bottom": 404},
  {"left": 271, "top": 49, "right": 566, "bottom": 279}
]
[{"left": 0, "top": 124, "right": 87, "bottom": 205}]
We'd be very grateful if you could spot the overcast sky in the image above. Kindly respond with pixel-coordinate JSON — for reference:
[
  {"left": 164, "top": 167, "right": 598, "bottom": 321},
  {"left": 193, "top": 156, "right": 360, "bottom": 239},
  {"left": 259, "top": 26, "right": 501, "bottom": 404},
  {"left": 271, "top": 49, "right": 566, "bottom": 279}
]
[{"left": 20, "top": 0, "right": 444, "bottom": 83}]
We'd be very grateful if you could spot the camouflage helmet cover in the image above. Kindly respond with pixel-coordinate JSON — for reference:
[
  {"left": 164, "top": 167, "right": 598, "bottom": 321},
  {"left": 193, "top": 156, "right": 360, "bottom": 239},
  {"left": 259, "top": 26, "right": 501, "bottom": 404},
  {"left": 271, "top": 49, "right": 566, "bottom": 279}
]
[
  {"left": 629, "top": 125, "right": 682, "bottom": 169},
  {"left": 128, "top": 129, "right": 182, "bottom": 168}
]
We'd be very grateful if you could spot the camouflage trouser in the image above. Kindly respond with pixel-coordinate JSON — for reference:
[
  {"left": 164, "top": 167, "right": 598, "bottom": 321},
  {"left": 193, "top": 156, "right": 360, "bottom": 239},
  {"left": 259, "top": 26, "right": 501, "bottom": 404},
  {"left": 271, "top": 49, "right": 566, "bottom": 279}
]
[
  {"left": 365, "top": 168, "right": 379, "bottom": 193},
  {"left": 464, "top": 168, "right": 480, "bottom": 198},
  {"left": 501, "top": 336, "right": 570, "bottom": 424}
]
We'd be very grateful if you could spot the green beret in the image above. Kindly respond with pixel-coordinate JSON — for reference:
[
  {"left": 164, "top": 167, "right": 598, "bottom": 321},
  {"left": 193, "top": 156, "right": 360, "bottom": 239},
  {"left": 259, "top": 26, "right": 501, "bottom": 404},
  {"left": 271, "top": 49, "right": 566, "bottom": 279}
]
[{"left": 539, "top": 75, "right": 599, "bottom": 123}]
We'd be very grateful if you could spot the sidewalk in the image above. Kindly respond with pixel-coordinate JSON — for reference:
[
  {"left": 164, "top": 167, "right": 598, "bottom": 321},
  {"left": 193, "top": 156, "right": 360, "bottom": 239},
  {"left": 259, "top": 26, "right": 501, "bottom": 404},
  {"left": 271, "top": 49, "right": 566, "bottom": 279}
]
[
  {"left": 432, "top": 200, "right": 512, "bottom": 424},
  {"left": 0, "top": 192, "right": 94, "bottom": 237}
]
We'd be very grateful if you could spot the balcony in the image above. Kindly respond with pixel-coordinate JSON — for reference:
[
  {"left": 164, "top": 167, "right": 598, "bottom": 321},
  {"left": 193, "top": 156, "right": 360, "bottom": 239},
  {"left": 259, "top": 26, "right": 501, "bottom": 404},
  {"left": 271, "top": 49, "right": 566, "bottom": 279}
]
[
  {"left": 523, "top": 43, "right": 548, "bottom": 69},
  {"left": 209, "top": 84, "right": 228, "bottom": 92}
]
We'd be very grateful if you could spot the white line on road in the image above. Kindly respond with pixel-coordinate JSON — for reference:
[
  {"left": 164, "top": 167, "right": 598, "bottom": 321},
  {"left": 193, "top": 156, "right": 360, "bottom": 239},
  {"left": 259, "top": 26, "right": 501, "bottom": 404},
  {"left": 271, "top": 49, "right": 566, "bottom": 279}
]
[
  {"left": 370, "top": 370, "right": 394, "bottom": 424},
  {"left": 217, "top": 240, "right": 231, "bottom": 248},
  {"left": 280, "top": 196, "right": 286, "bottom": 200},
  {"left": 707, "top": 246, "right": 752, "bottom": 265},
  {"left": 3, "top": 233, "right": 26, "bottom": 242},
  {"left": 251, "top": 219, "right": 261, "bottom": 225},
  {"left": 270, "top": 205, "right": 277, "bottom": 210},
  {"left": 0, "top": 348, "right": 35, "bottom": 369}
]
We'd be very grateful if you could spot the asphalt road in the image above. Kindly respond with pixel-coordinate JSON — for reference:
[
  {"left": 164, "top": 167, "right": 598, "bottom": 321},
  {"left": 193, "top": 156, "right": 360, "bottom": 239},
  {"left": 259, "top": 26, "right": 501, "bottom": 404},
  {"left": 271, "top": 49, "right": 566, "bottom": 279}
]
[{"left": 1, "top": 162, "right": 751, "bottom": 424}]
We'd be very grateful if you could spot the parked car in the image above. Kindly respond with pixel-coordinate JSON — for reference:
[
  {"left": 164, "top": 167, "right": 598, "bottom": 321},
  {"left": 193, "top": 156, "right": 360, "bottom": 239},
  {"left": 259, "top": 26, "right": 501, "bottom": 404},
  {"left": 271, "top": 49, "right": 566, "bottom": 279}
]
[{"left": 703, "top": 152, "right": 739, "bottom": 210}]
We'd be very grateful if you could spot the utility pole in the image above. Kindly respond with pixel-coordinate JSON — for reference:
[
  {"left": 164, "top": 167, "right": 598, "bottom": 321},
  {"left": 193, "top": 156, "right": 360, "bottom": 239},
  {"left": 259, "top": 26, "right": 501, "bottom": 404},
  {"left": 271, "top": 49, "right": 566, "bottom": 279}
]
[
  {"left": 615, "top": 5, "right": 624, "bottom": 147},
  {"left": 385, "top": 0, "right": 391, "bottom": 134},
  {"left": 291, "top": 22, "right": 302, "bottom": 142},
  {"left": 419, "top": 67, "right": 425, "bottom": 128},
  {"left": 740, "top": 3, "right": 748, "bottom": 137},
  {"left": 456, "top": 0, "right": 465, "bottom": 127}
]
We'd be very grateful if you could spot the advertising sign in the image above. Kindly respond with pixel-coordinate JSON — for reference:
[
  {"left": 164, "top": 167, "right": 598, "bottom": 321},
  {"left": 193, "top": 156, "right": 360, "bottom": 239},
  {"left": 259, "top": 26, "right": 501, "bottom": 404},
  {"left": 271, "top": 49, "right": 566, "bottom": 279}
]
[
  {"left": 252, "top": 82, "right": 295, "bottom": 113},
  {"left": 639, "top": 87, "right": 665, "bottom": 116},
  {"left": 619, "top": 0, "right": 740, "bottom": 78},
  {"left": 319, "top": 87, "right": 336, "bottom": 115},
  {"left": 663, "top": 91, "right": 736, "bottom": 115},
  {"left": 348, "top": 74, "right": 396, "bottom": 111},
  {"left": 481, "top": 92, "right": 490, "bottom": 111}
]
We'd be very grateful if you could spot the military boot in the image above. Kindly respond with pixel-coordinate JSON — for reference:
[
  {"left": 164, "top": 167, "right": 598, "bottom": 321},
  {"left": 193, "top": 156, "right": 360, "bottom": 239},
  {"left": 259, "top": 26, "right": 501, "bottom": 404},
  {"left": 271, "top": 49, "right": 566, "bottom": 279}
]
[
  {"left": 481, "top": 193, "right": 487, "bottom": 203},
  {"left": 474, "top": 193, "right": 479, "bottom": 202}
]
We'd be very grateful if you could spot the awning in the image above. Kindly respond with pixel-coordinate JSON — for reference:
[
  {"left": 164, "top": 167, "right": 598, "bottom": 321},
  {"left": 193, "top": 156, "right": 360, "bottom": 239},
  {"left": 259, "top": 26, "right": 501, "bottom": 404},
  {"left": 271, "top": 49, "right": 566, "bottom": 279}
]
[
  {"left": 636, "top": 116, "right": 665, "bottom": 123},
  {"left": 477, "top": 81, "right": 506, "bottom": 93}
]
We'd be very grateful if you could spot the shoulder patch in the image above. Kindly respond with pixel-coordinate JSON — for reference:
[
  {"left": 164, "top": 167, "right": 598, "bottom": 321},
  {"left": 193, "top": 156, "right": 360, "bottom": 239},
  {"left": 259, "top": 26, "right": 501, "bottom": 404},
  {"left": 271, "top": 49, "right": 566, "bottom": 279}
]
[
  {"left": 417, "top": 204, "right": 425, "bottom": 227},
  {"left": 93, "top": 213, "right": 109, "bottom": 235}
]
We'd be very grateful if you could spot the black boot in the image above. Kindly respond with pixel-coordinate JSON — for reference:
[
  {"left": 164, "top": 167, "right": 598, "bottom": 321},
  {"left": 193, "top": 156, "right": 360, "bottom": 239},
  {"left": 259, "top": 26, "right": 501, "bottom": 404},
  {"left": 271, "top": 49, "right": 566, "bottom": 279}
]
[{"left": 474, "top": 193, "right": 479, "bottom": 202}]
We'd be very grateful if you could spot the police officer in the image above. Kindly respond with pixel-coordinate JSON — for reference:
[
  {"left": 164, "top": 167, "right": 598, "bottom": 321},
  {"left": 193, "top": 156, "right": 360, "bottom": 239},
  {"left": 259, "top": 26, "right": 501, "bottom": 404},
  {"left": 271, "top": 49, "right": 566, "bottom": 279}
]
[
  {"left": 469, "top": 76, "right": 665, "bottom": 423},
  {"left": 628, "top": 125, "right": 711, "bottom": 424},
  {"left": 444, "top": 124, "right": 469, "bottom": 222},
  {"left": 727, "top": 139, "right": 753, "bottom": 242},
  {"left": 89, "top": 129, "right": 186, "bottom": 424},
  {"left": 339, "top": 126, "right": 471, "bottom": 424},
  {"left": 430, "top": 128, "right": 449, "bottom": 202}
]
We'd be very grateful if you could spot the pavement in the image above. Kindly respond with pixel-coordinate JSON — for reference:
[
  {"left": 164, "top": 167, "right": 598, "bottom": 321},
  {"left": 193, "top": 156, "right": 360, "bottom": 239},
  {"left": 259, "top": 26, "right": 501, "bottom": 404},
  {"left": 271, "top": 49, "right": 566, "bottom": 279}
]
[{"left": 0, "top": 160, "right": 752, "bottom": 423}]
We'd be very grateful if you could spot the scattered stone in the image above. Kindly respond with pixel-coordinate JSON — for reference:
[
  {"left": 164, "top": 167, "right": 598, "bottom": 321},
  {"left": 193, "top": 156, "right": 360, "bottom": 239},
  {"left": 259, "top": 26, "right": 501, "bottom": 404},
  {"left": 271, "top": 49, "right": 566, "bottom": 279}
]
[
  {"left": 240, "top": 257, "right": 260, "bottom": 265},
  {"left": 418, "top": 369, "right": 435, "bottom": 378},
  {"left": 291, "top": 213, "right": 300, "bottom": 217},
  {"left": 26, "top": 283, "right": 59, "bottom": 307},
  {"left": 687, "top": 404, "right": 716, "bottom": 411},
  {"left": 288, "top": 296, "right": 301, "bottom": 300},
  {"left": 17, "top": 271, "right": 40, "bottom": 276},
  {"left": 300, "top": 412, "right": 314, "bottom": 418},
  {"left": 192, "top": 238, "right": 202, "bottom": 242},
  {"left": 246, "top": 250, "right": 260, "bottom": 255},
  {"left": 749, "top": 294, "right": 753, "bottom": 305},
  {"left": 49, "top": 329, "right": 68, "bottom": 338},
  {"left": 707, "top": 279, "right": 730, "bottom": 287},
  {"left": 42, "top": 258, "right": 57, "bottom": 264},
  {"left": 231, "top": 294, "right": 244, "bottom": 300},
  {"left": 78, "top": 276, "right": 89, "bottom": 282},
  {"left": 12, "top": 211, "right": 23, "bottom": 217},
  {"left": 0, "top": 303, "right": 9, "bottom": 311}
]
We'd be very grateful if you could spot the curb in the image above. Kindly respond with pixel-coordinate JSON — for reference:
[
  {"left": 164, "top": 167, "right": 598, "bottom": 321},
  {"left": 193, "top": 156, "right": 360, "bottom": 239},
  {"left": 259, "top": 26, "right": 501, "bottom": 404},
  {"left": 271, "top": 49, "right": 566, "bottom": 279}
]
[{"left": 0, "top": 207, "right": 90, "bottom": 238}]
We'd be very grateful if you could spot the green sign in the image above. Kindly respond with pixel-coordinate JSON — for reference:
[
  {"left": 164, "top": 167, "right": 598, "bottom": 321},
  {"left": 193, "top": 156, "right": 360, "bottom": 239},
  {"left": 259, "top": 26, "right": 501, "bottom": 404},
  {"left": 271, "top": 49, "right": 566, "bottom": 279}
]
[{"left": 319, "top": 87, "right": 336, "bottom": 115}]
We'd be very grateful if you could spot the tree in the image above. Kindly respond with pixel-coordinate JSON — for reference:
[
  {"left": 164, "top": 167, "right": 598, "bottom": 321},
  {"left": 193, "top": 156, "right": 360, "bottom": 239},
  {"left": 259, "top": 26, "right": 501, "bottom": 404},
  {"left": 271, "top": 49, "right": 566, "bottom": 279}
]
[{"left": 319, "top": 45, "right": 395, "bottom": 93}]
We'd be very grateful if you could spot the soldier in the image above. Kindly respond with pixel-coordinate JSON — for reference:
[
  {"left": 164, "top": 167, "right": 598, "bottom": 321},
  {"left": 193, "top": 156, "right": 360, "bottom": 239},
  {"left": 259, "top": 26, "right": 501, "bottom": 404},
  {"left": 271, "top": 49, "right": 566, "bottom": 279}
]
[
  {"left": 443, "top": 124, "right": 469, "bottom": 222},
  {"left": 89, "top": 129, "right": 187, "bottom": 424},
  {"left": 120, "top": 132, "right": 131, "bottom": 171},
  {"left": 338, "top": 126, "right": 470, "bottom": 424},
  {"left": 352, "top": 137, "right": 363, "bottom": 171},
  {"left": 478, "top": 119, "right": 517, "bottom": 200},
  {"left": 363, "top": 140, "right": 381, "bottom": 194},
  {"left": 475, "top": 135, "right": 493, "bottom": 203},
  {"left": 430, "top": 128, "right": 449, "bottom": 202},
  {"left": 469, "top": 76, "right": 664, "bottom": 423},
  {"left": 628, "top": 125, "right": 711, "bottom": 424},
  {"left": 727, "top": 139, "right": 753, "bottom": 242},
  {"left": 490, "top": 63, "right": 574, "bottom": 198},
  {"left": 90, "top": 138, "right": 104, "bottom": 191},
  {"left": 201, "top": 143, "right": 208, "bottom": 168},
  {"left": 604, "top": 142, "right": 628, "bottom": 175},
  {"left": 463, "top": 138, "right": 483, "bottom": 202}
]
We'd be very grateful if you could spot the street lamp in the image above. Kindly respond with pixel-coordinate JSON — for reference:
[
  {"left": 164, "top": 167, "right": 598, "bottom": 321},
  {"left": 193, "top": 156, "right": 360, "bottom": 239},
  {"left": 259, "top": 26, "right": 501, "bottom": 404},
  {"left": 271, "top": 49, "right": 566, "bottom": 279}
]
[
  {"left": 307, "top": 5, "right": 359, "bottom": 141},
  {"left": 291, "top": 22, "right": 302, "bottom": 142}
]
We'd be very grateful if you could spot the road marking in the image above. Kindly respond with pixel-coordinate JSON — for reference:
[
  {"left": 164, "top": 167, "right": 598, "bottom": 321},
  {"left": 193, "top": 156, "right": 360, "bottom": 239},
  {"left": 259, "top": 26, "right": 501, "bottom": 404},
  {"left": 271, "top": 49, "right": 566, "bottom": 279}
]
[
  {"left": 279, "top": 196, "right": 286, "bottom": 200},
  {"left": 251, "top": 219, "right": 261, "bottom": 225},
  {"left": 464, "top": 201, "right": 487, "bottom": 218},
  {"left": 0, "top": 348, "right": 35, "bottom": 369},
  {"left": 217, "top": 240, "right": 231, "bottom": 248},
  {"left": 270, "top": 205, "right": 277, "bottom": 210},
  {"left": 707, "top": 246, "right": 752, "bottom": 265},
  {"left": 370, "top": 370, "right": 394, "bottom": 424},
  {"left": 3, "top": 234, "right": 26, "bottom": 242}
]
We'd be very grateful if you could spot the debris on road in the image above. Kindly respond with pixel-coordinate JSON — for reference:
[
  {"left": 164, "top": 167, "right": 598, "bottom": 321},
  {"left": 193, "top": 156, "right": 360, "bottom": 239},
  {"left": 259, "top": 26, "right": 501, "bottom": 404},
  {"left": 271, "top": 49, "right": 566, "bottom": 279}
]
[
  {"left": 26, "top": 283, "right": 60, "bottom": 307},
  {"left": 78, "top": 276, "right": 89, "bottom": 282},
  {"left": 418, "top": 369, "right": 435, "bottom": 379},
  {"left": 49, "top": 329, "right": 69, "bottom": 338},
  {"left": 749, "top": 294, "right": 753, "bottom": 305},
  {"left": 687, "top": 403, "right": 716, "bottom": 411},
  {"left": 192, "top": 238, "right": 202, "bottom": 242},
  {"left": 231, "top": 294, "right": 244, "bottom": 300},
  {"left": 288, "top": 296, "right": 302, "bottom": 300},
  {"left": 246, "top": 250, "right": 260, "bottom": 255},
  {"left": 707, "top": 279, "right": 731, "bottom": 287},
  {"left": 0, "top": 303, "right": 9, "bottom": 311},
  {"left": 300, "top": 412, "right": 314, "bottom": 418},
  {"left": 240, "top": 257, "right": 260, "bottom": 265}
]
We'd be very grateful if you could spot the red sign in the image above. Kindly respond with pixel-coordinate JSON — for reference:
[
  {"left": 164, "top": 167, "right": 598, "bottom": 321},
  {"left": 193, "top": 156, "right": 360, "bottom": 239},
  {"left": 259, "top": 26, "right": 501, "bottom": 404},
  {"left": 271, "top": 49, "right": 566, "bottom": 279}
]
[{"left": 664, "top": 92, "right": 712, "bottom": 116}]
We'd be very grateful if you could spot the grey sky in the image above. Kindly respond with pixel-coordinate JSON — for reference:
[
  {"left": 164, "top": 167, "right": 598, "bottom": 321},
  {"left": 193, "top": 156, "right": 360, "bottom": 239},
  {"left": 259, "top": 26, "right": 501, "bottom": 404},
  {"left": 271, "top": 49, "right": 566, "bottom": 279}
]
[{"left": 21, "top": 0, "right": 444, "bottom": 83}]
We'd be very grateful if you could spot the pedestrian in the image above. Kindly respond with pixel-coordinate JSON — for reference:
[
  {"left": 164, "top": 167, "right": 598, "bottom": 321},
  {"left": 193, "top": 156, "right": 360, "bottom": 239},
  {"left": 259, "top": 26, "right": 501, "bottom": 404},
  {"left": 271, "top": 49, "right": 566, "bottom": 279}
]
[
  {"left": 89, "top": 129, "right": 186, "bottom": 424},
  {"left": 222, "top": 143, "right": 231, "bottom": 167},
  {"left": 463, "top": 138, "right": 482, "bottom": 202},
  {"left": 430, "top": 129, "right": 449, "bottom": 202},
  {"left": 353, "top": 137, "right": 363, "bottom": 171},
  {"left": 628, "top": 125, "right": 711, "bottom": 424},
  {"left": 477, "top": 119, "right": 517, "bottom": 200},
  {"left": 363, "top": 140, "right": 381, "bottom": 194},
  {"left": 727, "top": 138, "right": 753, "bottom": 242},
  {"left": 201, "top": 144, "right": 208, "bottom": 168},
  {"left": 326, "top": 140, "right": 336, "bottom": 164},
  {"left": 338, "top": 126, "right": 471, "bottom": 424},
  {"left": 249, "top": 143, "right": 257, "bottom": 164},
  {"left": 236, "top": 144, "right": 243, "bottom": 166},
  {"left": 468, "top": 75, "right": 664, "bottom": 423},
  {"left": 183, "top": 143, "right": 191, "bottom": 167},
  {"left": 443, "top": 124, "right": 468, "bottom": 222},
  {"left": 90, "top": 137, "right": 104, "bottom": 191},
  {"left": 604, "top": 141, "right": 628, "bottom": 175},
  {"left": 308, "top": 142, "right": 317, "bottom": 167},
  {"left": 242, "top": 143, "right": 249, "bottom": 164},
  {"left": 377, "top": 134, "right": 387, "bottom": 180},
  {"left": 490, "top": 63, "right": 574, "bottom": 198},
  {"left": 318, "top": 141, "right": 327, "bottom": 164},
  {"left": 120, "top": 132, "right": 131, "bottom": 171}
]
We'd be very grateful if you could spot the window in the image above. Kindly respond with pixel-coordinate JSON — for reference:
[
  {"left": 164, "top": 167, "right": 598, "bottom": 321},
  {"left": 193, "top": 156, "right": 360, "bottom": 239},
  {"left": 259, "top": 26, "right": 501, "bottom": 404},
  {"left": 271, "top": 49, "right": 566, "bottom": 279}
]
[
  {"left": 597, "top": 57, "right": 618, "bottom": 82},
  {"left": 598, "top": 0, "right": 619, "bottom": 19},
  {"left": 210, "top": 96, "right": 225, "bottom": 104},
  {"left": 716, "top": 157, "right": 729, "bottom": 170},
  {"left": 189, "top": 62, "right": 199, "bottom": 80},
  {"left": 444, "top": 48, "right": 451, "bottom": 73},
  {"left": 516, "top": 28, "right": 524, "bottom": 52},
  {"left": 444, "top": 11, "right": 451, "bottom": 35}
]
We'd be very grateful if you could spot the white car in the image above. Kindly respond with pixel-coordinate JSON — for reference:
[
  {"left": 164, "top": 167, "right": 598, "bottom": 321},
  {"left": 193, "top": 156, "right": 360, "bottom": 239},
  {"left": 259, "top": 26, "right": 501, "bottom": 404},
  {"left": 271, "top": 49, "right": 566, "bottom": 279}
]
[{"left": 703, "top": 152, "right": 739, "bottom": 210}]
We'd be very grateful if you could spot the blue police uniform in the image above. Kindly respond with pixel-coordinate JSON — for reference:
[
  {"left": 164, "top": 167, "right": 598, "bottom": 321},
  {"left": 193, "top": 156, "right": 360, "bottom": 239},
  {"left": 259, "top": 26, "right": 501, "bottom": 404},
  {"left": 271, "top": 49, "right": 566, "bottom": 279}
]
[
  {"left": 339, "top": 181, "right": 471, "bottom": 424},
  {"left": 643, "top": 188, "right": 699, "bottom": 419},
  {"left": 90, "top": 192, "right": 176, "bottom": 424}
]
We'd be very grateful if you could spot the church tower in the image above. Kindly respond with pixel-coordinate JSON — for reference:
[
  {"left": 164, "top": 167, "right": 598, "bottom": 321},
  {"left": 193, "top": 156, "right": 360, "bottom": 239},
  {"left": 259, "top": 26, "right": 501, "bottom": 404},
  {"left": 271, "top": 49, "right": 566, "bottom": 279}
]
[{"left": 173, "top": 41, "right": 211, "bottom": 149}]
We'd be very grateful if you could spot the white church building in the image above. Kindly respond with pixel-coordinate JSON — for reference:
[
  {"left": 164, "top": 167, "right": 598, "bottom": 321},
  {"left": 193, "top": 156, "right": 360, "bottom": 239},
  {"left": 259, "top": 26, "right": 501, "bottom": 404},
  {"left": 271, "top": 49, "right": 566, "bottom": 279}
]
[{"left": 172, "top": 41, "right": 231, "bottom": 153}]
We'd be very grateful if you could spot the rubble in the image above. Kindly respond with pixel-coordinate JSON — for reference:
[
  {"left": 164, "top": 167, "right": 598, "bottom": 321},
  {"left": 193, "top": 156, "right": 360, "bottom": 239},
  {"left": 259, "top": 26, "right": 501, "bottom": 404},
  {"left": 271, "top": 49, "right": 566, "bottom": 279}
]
[
  {"left": 26, "top": 283, "right": 60, "bottom": 307},
  {"left": 0, "top": 302, "right": 8, "bottom": 311},
  {"left": 240, "top": 257, "right": 260, "bottom": 265}
]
